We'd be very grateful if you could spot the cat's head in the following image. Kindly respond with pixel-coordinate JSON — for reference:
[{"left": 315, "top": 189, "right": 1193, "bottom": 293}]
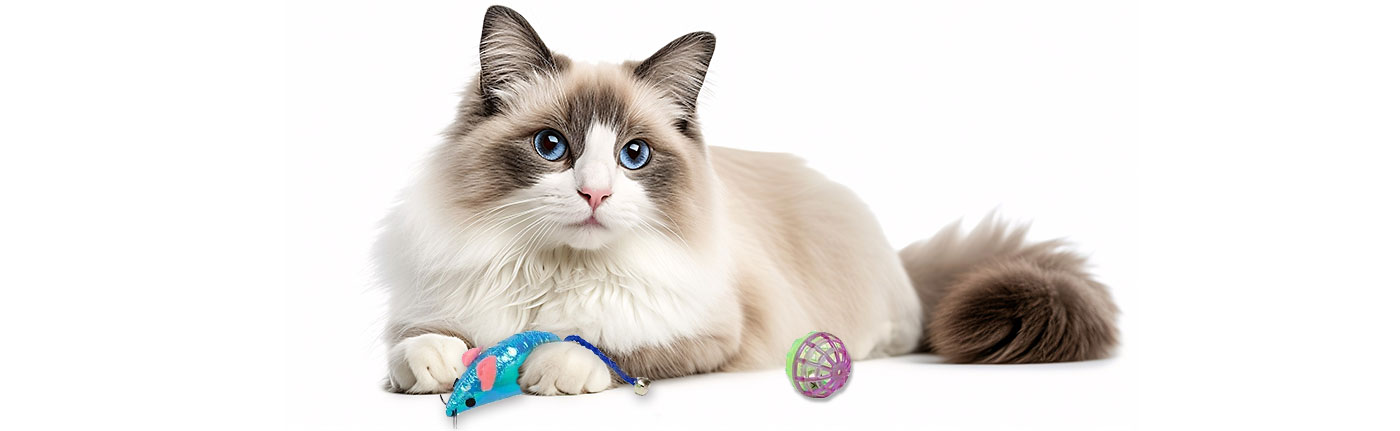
[{"left": 433, "top": 6, "right": 716, "bottom": 251}]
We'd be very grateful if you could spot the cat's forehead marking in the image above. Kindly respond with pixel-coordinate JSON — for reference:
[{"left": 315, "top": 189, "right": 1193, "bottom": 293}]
[
  {"left": 555, "top": 64, "right": 636, "bottom": 142},
  {"left": 562, "top": 86, "right": 628, "bottom": 154}
]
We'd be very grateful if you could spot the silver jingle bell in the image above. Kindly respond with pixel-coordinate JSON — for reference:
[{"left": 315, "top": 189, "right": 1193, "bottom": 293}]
[{"left": 633, "top": 377, "right": 651, "bottom": 396}]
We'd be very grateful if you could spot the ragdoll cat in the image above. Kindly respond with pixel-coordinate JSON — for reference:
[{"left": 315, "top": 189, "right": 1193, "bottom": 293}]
[{"left": 376, "top": 5, "right": 1118, "bottom": 395}]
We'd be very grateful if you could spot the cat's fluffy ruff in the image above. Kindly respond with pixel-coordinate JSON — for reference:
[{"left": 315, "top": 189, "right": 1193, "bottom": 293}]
[{"left": 377, "top": 5, "right": 1116, "bottom": 394}]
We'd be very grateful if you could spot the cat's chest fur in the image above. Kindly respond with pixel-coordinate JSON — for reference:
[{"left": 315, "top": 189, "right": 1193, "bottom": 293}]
[{"left": 437, "top": 236, "right": 734, "bottom": 354}]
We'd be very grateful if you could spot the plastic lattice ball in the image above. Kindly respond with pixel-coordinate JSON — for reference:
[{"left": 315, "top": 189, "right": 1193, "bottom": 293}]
[{"left": 784, "top": 331, "right": 851, "bottom": 398}]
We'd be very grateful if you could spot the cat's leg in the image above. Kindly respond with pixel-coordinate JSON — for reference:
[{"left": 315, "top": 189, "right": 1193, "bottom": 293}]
[
  {"left": 386, "top": 330, "right": 474, "bottom": 394},
  {"left": 520, "top": 334, "right": 738, "bottom": 395},
  {"left": 609, "top": 334, "right": 738, "bottom": 380},
  {"left": 517, "top": 342, "right": 614, "bottom": 395}
]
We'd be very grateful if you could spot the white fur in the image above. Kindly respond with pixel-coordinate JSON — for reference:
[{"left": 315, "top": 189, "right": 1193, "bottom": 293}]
[
  {"left": 378, "top": 122, "right": 734, "bottom": 393},
  {"left": 518, "top": 342, "right": 613, "bottom": 395},
  {"left": 573, "top": 122, "right": 618, "bottom": 194},
  {"left": 388, "top": 333, "right": 469, "bottom": 393}
]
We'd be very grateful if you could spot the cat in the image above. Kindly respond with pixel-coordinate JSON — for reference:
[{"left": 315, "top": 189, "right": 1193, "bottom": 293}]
[{"left": 376, "top": 5, "right": 1118, "bottom": 395}]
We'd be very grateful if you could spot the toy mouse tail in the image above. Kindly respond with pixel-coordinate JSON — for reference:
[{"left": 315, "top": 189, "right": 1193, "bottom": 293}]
[{"left": 898, "top": 214, "right": 1118, "bottom": 364}]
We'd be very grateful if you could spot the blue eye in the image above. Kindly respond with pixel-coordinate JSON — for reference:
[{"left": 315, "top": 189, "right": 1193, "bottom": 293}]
[
  {"left": 534, "top": 129, "right": 567, "bottom": 161},
  {"left": 619, "top": 139, "right": 651, "bottom": 170}
]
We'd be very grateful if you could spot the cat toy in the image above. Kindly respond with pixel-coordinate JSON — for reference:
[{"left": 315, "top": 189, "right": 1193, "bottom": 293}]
[
  {"left": 785, "top": 331, "right": 851, "bottom": 398},
  {"left": 441, "top": 331, "right": 650, "bottom": 427}
]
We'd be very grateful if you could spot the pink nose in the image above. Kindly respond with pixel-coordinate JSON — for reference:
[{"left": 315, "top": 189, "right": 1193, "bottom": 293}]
[{"left": 578, "top": 187, "right": 612, "bottom": 211}]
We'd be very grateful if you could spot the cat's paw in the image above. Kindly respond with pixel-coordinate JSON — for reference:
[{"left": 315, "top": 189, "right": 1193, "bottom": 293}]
[
  {"left": 519, "top": 342, "right": 614, "bottom": 395},
  {"left": 387, "top": 333, "right": 469, "bottom": 394}
]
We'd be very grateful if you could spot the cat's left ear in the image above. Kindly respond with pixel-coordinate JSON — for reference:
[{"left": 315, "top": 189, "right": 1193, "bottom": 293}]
[
  {"left": 634, "top": 32, "right": 716, "bottom": 129},
  {"left": 479, "top": 5, "right": 558, "bottom": 114}
]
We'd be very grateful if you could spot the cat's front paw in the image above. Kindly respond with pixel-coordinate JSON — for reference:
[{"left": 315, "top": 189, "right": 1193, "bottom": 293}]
[
  {"left": 519, "top": 342, "right": 614, "bottom": 395},
  {"left": 387, "top": 333, "right": 469, "bottom": 394}
]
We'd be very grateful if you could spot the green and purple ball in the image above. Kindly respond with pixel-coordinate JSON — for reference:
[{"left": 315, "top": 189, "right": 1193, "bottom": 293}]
[{"left": 785, "top": 331, "right": 851, "bottom": 398}]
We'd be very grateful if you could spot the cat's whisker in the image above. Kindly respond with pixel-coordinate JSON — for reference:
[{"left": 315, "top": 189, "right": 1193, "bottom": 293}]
[
  {"left": 656, "top": 212, "right": 689, "bottom": 240},
  {"left": 440, "top": 211, "right": 539, "bottom": 261},
  {"left": 458, "top": 198, "right": 537, "bottom": 226},
  {"left": 470, "top": 215, "right": 554, "bottom": 305},
  {"left": 441, "top": 211, "right": 555, "bottom": 303},
  {"left": 514, "top": 224, "right": 547, "bottom": 288},
  {"left": 522, "top": 217, "right": 556, "bottom": 253},
  {"left": 636, "top": 213, "right": 690, "bottom": 249},
  {"left": 634, "top": 222, "right": 668, "bottom": 243},
  {"left": 506, "top": 215, "right": 550, "bottom": 250},
  {"left": 449, "top": 198, "right": 548, "bottom": 239},
  {"left": 505, "top": 217, "right": 553, "bottom": 276},
  {"left": 437, "top": 196, "right": 542, "bottom": 238},
  {"left": 475, "top": 196, "right": 547, "bottom": 216},
  {"left": 506, "top": 228, "right": 560, "bottom": 308},
  {"left": 651, "top": 220, "right": 686, "bottom": 244},
  {"left": 480, "top": 210, "right": 551, "bottom": 250},
  {"left": 443, "top": 221, "right": 533, "bottom": 268},
  {"left": 452, "top": 206, "right": 551, "bottom": 251}
]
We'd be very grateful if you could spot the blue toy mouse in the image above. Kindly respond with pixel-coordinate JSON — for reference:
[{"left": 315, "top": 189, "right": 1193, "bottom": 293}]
[{"left": 442, "top": 331, "right": 650, "bottom": 426}]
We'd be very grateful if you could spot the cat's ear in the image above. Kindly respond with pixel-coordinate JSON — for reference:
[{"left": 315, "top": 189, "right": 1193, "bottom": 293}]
[
  {"left": 479, "top": 5, "right": 557, "bottom": 114},
  {"left": 634, "top": 32, "right": 716, "bottom": 125}
]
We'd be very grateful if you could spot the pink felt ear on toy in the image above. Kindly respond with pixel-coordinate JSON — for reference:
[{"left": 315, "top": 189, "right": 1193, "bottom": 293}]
[
  {"left": 461, "top": 347, "right": 482, "bottom": 367},
  {"left": 476, "top": 356, "right": 498, "bottom": 391}
]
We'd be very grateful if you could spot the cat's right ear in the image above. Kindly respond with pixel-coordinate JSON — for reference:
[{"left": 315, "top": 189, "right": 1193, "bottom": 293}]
[
  {"left": 633, "top": 32, "right": 716, "bottom": 135},
  {"left": 479, "top": 5, "right": 557, "bottom": 114}
]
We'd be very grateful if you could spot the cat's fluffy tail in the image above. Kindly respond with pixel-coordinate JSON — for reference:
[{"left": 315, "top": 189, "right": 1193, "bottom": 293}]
[{"left": 898, "top": 215, "right": 1118, "bottom": 363}]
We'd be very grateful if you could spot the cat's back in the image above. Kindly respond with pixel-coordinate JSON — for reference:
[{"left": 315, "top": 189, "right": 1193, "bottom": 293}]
[
  {"left": 707, "top": 146, "right": 922, "bottom": 363},
  {"left": 708, "top": 146, "right": 878, "bottom": 235},
  {"left": 707, "top": 146, "right": 895, "bottom": 272},
  {"left": 708, "top": 147, "right": 823, "bottom": 194}
]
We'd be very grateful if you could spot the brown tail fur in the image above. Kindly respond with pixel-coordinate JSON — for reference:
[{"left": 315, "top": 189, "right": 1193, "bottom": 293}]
[{"left": 899, "top": 215, "right": 1118, "bottom": 363}]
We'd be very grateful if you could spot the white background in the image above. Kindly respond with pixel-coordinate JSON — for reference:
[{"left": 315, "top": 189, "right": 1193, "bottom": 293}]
[{"left": 1, "top": 1, "right": 1396, "bottom": 430}]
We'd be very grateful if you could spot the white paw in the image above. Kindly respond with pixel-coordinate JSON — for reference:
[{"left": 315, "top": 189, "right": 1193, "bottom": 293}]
[
  {"left": 388, "top": 333, "right": 469, "bottom": 394},
  {"left": 519, "top": 342, "right": 614, "bottom": 395}
]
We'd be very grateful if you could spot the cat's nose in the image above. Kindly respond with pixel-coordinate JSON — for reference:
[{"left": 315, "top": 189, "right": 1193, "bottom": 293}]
[{"left": 578, "top": 187, "right": 612, "bottom": 211}]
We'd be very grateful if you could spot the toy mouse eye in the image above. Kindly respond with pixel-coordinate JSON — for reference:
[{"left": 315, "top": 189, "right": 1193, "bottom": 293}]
[{"left": 464, "top": 397, "right": 476, "bottom": 408}]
